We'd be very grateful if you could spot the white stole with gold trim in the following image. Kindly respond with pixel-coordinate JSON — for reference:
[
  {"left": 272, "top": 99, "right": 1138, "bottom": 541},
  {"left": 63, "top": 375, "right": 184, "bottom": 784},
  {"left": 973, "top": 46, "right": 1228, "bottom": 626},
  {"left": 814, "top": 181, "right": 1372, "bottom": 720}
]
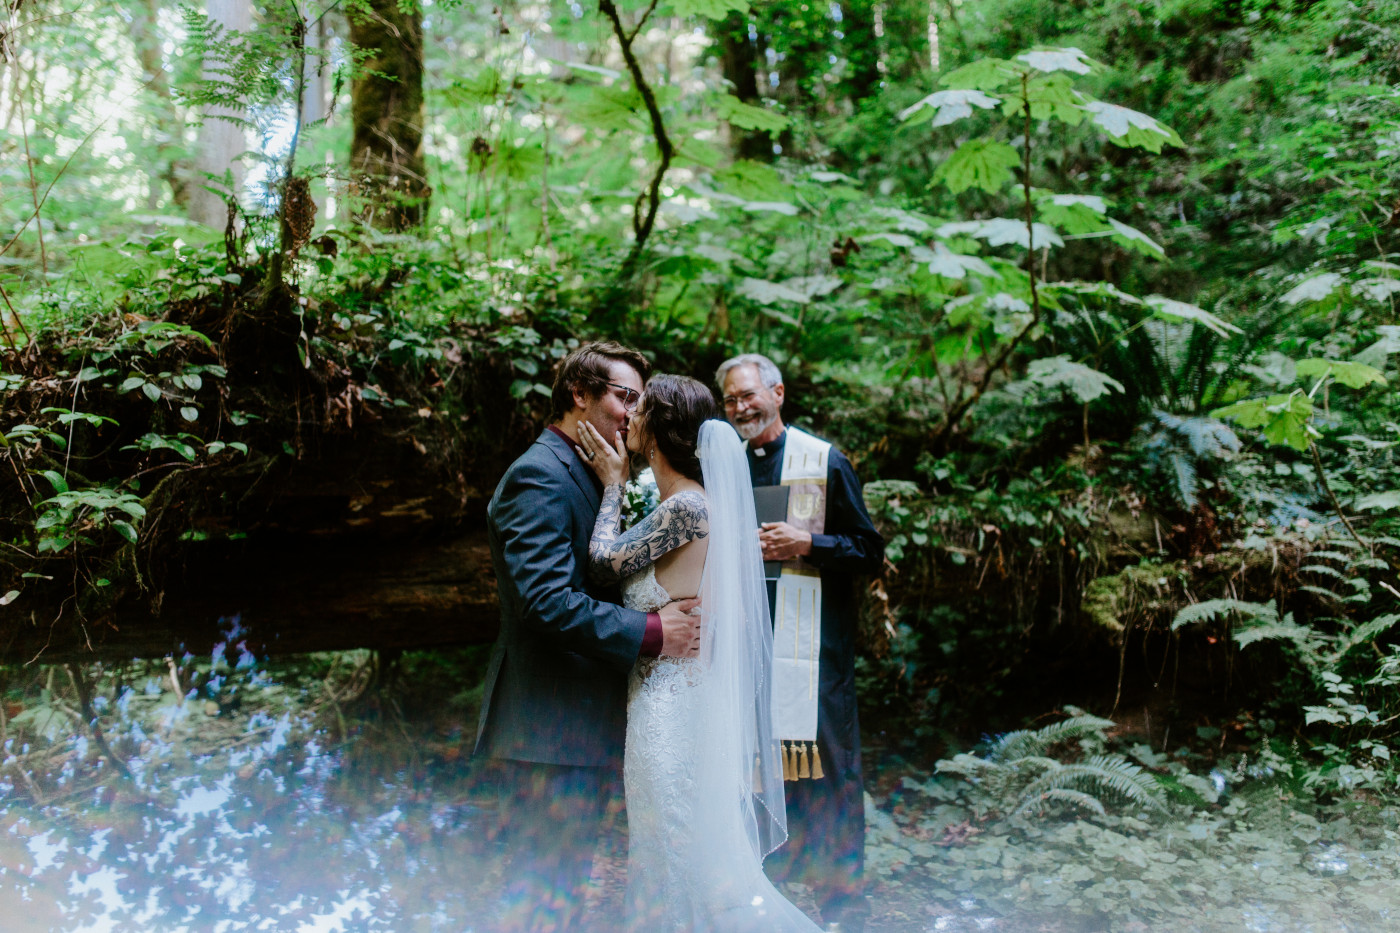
[{"left": 770, "top": 427, "right": 829, "bottom": 780}]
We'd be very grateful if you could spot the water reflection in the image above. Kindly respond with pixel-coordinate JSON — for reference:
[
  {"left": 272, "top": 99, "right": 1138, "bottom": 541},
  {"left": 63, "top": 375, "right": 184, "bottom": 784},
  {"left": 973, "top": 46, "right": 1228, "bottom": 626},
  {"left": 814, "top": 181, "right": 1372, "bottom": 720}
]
[
  {"left": 6, "top": 632, "right": 1400, "bottom": 932},
  {"left": 1, "top": 630, "right": 501, "bottom": 932}
]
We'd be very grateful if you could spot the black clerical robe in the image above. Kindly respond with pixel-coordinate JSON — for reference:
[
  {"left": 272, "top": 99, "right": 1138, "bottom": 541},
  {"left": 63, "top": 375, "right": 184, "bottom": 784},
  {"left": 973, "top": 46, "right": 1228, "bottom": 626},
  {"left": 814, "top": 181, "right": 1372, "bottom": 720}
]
[{"left": 748, "top": 427, "right": 885, "bottom": 916}]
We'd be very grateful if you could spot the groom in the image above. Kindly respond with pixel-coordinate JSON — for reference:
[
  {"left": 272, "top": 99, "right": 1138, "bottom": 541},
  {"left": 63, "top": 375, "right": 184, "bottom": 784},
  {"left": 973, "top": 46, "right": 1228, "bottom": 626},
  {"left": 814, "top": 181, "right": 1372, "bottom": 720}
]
[{"left": 475, "top": 340, "right": 701, "bottom": 932}]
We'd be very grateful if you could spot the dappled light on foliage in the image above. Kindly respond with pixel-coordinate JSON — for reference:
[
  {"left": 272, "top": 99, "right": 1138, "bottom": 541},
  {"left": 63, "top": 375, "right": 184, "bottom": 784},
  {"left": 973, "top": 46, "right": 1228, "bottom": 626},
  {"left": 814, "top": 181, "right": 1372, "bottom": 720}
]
[{"left": 2, "top": 0, "right": 1400, "bottom": 924}]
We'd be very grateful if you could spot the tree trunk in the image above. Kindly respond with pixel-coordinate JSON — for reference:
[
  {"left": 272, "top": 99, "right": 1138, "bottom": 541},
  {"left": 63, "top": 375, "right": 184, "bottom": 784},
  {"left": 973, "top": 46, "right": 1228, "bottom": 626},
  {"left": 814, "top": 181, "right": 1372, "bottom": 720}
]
[
  {"left": 349, "top": 0, "right": 429, "bottom": 231},
  {"left": 189, "top": 0, "right": 250, "bottom": 229},
  {"left": 300, "top": 13, "right": 330, "bottom": 222},
  {"left": 840, "top": 0, "right": 884, "bottom": 105},
  {"left": 131, "top": 0, "right": 191, "bottom": 211},
  {"left": 717, "top": 11, "right": 772, "bottom": 161}
]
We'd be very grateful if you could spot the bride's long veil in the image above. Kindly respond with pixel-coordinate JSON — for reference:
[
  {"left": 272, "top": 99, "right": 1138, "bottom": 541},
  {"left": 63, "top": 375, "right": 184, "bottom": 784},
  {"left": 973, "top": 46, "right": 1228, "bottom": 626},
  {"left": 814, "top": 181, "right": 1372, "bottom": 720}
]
[{"left": 695, "top": 419, "right": 788, "bottom": 863}]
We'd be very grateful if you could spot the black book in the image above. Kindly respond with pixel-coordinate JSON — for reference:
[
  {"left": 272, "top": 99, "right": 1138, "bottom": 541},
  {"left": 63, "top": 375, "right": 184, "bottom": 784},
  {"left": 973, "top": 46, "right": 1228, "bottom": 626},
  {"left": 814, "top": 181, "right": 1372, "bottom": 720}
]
[{"left": 752, "top": 485, "right": 790, "bottom": 580}]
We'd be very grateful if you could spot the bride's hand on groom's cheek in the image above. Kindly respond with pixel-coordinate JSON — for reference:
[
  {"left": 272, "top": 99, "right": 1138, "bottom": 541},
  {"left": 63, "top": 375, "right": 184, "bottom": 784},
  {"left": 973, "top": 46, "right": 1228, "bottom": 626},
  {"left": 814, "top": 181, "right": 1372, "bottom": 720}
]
[{"left": 577, "top": 420, "right": 629, "bottom": 486}]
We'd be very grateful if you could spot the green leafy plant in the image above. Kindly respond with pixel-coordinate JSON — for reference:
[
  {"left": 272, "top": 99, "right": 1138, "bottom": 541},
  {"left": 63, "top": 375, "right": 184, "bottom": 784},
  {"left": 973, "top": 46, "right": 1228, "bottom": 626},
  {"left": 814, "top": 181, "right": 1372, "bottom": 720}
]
[
  {"left": 32, "top": 474, "right": 146, "bottom": 553},
  {"left": 937, "top": 710, "right": 1167, "bottom": 817}
]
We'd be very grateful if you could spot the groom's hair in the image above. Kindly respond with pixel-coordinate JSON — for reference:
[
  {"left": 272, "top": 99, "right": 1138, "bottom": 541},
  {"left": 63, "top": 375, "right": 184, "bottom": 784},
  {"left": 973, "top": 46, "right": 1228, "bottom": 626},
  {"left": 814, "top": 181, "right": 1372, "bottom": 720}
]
[
  {"left": 551, "top": 341, "right": 651, "bottom": 419},
  {"left": 641, "top": 374, "right": 719, "bottom": 484}
]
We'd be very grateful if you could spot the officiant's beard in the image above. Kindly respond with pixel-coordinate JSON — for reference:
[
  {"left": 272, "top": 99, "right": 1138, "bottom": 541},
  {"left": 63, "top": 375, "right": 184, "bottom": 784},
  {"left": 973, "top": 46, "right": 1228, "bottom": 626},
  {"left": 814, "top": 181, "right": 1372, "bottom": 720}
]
[{"left": 733, "top": 408, "right": 778, "bottom": 441}]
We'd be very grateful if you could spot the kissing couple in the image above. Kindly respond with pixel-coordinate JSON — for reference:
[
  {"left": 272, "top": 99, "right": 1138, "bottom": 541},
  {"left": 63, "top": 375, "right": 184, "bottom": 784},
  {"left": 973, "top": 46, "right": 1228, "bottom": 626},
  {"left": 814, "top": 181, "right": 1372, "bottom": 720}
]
[{"left": 474, "top": 341, "right": 824, "bottom": 931}]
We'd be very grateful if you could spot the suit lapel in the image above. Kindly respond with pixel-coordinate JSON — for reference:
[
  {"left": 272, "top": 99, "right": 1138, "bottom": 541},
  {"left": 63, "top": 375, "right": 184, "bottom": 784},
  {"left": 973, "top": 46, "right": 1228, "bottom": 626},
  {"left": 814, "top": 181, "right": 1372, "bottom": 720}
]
[{"left": 538, "top": 428, "right": 602, "bottom": 512}]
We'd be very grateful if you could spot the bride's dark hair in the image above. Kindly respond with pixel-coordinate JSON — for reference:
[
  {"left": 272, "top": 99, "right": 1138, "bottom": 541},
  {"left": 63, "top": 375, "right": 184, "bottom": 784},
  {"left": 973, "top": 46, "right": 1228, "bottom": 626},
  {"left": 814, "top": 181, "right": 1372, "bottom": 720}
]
[{"left": 640, "top": 374, "right": 719, "bottom": 484}]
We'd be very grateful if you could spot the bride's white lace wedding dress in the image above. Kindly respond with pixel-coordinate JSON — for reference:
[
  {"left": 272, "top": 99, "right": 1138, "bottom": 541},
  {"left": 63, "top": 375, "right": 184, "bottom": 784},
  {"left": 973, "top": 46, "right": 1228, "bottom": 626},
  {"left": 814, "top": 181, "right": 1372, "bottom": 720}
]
[{"left": 620, "top": 560, "right": 820, "bottom": 932}]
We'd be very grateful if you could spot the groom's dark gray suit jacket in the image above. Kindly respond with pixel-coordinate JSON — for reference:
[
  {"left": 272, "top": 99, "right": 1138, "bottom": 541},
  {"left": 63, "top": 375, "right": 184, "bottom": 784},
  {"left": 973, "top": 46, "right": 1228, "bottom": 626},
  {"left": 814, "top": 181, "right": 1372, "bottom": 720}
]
[{"left": 474, "top": 428, "right": 650, "bottom": 768}]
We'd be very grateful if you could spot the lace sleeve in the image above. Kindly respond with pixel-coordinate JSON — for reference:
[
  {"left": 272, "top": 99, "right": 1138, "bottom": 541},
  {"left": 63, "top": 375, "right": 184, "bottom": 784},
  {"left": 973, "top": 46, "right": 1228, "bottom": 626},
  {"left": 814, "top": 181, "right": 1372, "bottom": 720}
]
[{"left": 588, "top": 489, "right": 709, "bottom": 584}]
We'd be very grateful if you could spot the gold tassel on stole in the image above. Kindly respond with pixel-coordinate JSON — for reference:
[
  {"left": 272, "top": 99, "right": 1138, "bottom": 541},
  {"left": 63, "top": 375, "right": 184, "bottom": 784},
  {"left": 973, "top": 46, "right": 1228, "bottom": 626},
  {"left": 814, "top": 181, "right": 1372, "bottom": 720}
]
[
  {"left": 797, "top": 743, "right": 811, "bottom": 779},
  {"left": 782, "top": 743, "right": 795, "bottom": 781},
  {"left": 810, "top": 743, "right": 825, "bottom": 780}
]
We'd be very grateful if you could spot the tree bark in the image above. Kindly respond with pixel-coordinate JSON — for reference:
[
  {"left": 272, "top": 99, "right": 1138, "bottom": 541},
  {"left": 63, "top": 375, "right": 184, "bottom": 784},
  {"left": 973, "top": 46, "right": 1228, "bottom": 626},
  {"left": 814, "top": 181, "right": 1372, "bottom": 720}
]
[
  {"left": 348, "top": 0, "right": 429, "bottom": 231},
  {"left": 131, "top": 0, "right": 191, "bottom": 211},
  {"left": 717, "top": 11, "right": 771, "bottom": 161},
  {"left": 189, "top": 0, "right": 251, "bottom": 229}
]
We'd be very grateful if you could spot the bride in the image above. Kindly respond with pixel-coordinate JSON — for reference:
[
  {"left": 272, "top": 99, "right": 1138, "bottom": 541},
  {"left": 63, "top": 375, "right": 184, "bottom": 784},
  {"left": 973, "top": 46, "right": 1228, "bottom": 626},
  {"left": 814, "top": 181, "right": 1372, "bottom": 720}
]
[{"left": 575, "top": 374, "right": 821, "bottom": 932}]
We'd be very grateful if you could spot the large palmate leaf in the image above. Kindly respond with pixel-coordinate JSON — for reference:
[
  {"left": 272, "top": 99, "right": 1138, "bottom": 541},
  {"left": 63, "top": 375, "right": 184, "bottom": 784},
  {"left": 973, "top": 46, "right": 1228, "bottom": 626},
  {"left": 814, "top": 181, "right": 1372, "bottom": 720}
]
[
  {"left": 737, "top": 278, "right": 808, "bottom": 305},
  {"left": 736, "top": 276, "right": 840, "bottom": 304},
  {"left": 1048, "top": 280, "right": 1143, "bottom": 306},
  {"left": 1296, "top": 358, "right": 1388, "bottom": 389},
  {"left": 1081, "top": 101, "right": 1183, "bottom": 152},
  {"left": 716, "top": 95, "right": 789, "bottom": 133},
  {"left": 1025, "top": 355, "right": 1125, "bottom": 402},
  {"left": 872, "top": 207, "right": 933, "bottom": 232},
  {"left": 934, "top": 139, "right": 1019, "bottom": 193},
  {"left": 672, "top": 0, "right": 749, "bottom": 19},
  {"left": 1213, "top": 393, "right": 1315, "bottom": 451},
  {"left": 714, "top": 160, "right": 792, "bottom": 202},
  {"left": 1355, "top": 491, "right": 1400, "bottom": 511},
  {"left": 1106, "top": 218, "right": 1165, "bottom": 259},
  {"left": 1280, "top": 273, "right": 1343, "bottom": 305},
  {"left": 938, "top": 58, "right": 1018, "bottom": 91},
  {"left": 1354, "top": 278, "right": 1400, "bottom": 302},
  {"left": 1144, "top": 296, "right": 1241, "bottom": 337},
  {"left": 572, "top": 84, "right": 645, "bottom": 132},
  {"left": 913, "top": 243, "right": 999, "bottom": 280},
  {"left": 1015, "top": 47, "right": 1097, "bottom": 75},
  {"left": 1353, "top": 325, "right": 1400, "bottom": 368},
  {"left": 1036, "top": 193, "right": 1110, "bottom": 235},
  {"left": 943, "top": 292, "right": 1030, "bottom": 328},
  {"left": 861, "top": 232, "right": 918, "bottom": 247},
  {"left": 938, "top": 218, "right": 1062, "bottom": 250},
  {"left": 898, "top": 89, "right": 1001, "bottom": 126},
  {"left": 1002, "top": 72, "right": 1087, "bottom": 124}
]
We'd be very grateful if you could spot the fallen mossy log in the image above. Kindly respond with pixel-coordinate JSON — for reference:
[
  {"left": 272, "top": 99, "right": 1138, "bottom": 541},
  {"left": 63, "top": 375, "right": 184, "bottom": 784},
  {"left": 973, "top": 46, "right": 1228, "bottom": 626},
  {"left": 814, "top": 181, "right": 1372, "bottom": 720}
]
[
  {"left": 0, "top": 247, "right": 554, "bottom": 660},
  {"left": 2, "top": 530, "right": 500, "bottom": 664}
]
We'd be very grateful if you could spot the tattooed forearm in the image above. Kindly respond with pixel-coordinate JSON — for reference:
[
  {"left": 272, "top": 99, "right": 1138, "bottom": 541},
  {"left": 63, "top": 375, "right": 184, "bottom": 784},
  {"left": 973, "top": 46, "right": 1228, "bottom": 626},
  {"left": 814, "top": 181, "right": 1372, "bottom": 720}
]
[
  {"left": 588, "top": 484, "right": 628, "bottom": 583},
  {"left": 590, "top": 490, "right": 709, "bottom": 581}
]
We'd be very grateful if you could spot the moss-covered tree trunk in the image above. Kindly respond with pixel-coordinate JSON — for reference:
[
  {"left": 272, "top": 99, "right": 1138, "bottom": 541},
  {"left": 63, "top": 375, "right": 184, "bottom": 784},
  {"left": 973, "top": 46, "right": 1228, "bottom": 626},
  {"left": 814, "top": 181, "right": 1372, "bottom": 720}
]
[{"left": 349, "top": 0, "right": 429, "bottom": 230}]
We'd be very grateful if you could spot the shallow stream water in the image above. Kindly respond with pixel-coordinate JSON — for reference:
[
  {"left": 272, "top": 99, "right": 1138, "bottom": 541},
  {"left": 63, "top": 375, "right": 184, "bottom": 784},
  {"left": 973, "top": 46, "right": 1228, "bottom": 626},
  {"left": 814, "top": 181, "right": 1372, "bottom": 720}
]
[{"left": 3, "top": 635, "right": 1398, "bottom": 932}]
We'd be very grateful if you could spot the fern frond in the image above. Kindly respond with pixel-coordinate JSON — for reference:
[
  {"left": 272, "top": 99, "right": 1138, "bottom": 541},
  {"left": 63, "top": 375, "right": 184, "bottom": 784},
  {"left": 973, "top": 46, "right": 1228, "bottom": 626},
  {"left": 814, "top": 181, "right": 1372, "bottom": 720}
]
[
  {"left": 1015, "top": 787, "right": 1107, "bottom": 817},
  {"left": 989, "top": 714, "right": 1115, "bottom": 761},
  {"left": 1169, "top": 451, "right": 1197, "bottom": 508},
  {"left": 1021, "top": 755, "right": 1167, "bottom": 811},
  {"left": 1233, "top": 619, "right": 1325, "bottom": 651},
  {"left": 1301, "top": 564, "right": 1348, "bottom": 581},
  {"left": 1334, "top": 614, "right": 1400, "bottom": 658},
  {"left": 1172, "top": 598, "right": 1277, "bottom": 630},
  {"left": 1348, "top": 557, "right": 1391, "bottom": 571}
]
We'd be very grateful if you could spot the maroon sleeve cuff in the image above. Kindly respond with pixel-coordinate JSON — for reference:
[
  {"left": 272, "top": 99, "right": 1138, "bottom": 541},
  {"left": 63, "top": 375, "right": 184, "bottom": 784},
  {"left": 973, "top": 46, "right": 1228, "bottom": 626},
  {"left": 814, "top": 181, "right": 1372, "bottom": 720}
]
[{"left": 640, "top": 612, "right": 663, "bottom": 657}]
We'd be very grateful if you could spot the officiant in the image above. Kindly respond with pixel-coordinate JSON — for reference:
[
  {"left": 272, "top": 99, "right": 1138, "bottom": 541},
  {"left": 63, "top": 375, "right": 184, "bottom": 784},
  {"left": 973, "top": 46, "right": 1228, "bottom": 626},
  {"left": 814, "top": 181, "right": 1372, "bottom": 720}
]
[{"left": 716, "top": 353, "right": 885, "bottom": 933}]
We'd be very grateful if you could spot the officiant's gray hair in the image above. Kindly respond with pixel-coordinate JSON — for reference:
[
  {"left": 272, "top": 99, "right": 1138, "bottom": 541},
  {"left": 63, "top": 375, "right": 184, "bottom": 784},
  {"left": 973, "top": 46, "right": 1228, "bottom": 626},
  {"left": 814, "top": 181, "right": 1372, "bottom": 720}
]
[{"left": 714, "top": 353, "right": 782, "bottom": 390}]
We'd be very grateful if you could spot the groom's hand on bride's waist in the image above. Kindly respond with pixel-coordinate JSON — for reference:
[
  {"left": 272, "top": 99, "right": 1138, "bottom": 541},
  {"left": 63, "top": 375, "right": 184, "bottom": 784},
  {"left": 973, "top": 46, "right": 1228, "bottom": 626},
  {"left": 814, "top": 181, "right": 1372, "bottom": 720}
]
[{"left": 658, "top": 597, "right": 702, "bottom": 658}]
